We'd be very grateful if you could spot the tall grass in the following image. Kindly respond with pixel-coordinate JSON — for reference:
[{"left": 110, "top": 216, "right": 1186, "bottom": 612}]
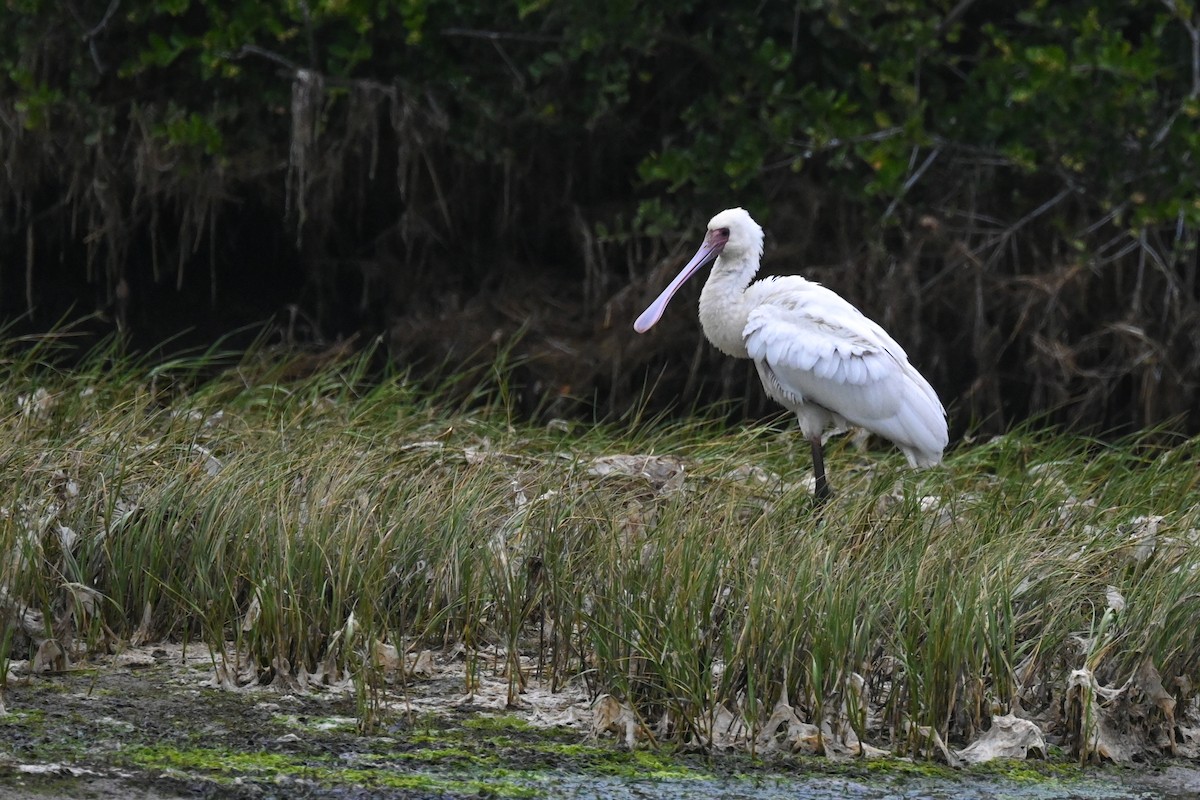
[{"left": 1, "top": 337, "right": 1198, "bottom": 757}]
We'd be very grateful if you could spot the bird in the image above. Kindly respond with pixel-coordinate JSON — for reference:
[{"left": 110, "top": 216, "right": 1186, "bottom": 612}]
[{"left": 633, "top": 208, "right": 947, "bottom": 501}]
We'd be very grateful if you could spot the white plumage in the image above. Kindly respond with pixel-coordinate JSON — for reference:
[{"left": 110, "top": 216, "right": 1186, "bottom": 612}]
[{"left": 634, "top": 207, "right": 948, "bottom": 499}]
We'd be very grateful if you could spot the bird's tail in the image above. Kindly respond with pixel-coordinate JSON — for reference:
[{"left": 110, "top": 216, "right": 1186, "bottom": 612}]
[{"left": 893, "top": 370, "right": 949, "bottom": 468}]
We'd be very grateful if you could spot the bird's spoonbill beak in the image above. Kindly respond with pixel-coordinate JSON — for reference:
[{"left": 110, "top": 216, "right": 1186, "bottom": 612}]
[{"left": 633, "top": 229, "right": 728, "bottom": 333}]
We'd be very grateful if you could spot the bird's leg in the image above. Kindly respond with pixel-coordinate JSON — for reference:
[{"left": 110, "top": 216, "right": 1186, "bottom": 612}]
[{"left": 810, "top": 435, "right": 833, "bottom": 503}]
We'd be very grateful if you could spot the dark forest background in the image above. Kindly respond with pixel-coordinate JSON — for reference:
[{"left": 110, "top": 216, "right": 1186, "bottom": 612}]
[{"left": 3, "top": 0, "right": 1199, "bottom": 435}]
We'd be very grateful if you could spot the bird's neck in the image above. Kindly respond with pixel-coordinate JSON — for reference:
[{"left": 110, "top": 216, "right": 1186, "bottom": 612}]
[{"left": 698, "top": 252, "right": 758, "bottom": 359}]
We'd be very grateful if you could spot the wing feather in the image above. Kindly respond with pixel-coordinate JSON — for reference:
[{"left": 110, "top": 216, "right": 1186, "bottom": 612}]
[{"left": 742, "top": 278, "right": 948, "bottom": 464}]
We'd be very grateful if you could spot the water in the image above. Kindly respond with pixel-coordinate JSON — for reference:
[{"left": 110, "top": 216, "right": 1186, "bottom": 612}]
[{"left": 522, "top": 768, "right": 1181, "bottom": 800}]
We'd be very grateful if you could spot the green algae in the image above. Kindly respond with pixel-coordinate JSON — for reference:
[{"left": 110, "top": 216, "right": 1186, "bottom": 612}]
[
  {"left": 966, "top": 758, "right": 1087, "bottom": 783},
  {"left": 401, "top": 714, "right": 713, "bottom": 780},
  {"left": 394, "top": 745, "right": 499, "bottom": 766},
  {"left": 272, "top": 712, "right": 359, "bottom": 734},
  {"left": 529, "top": 742, "right": 593, "bottom": 757},
  {"left": 121, "top": 743, "right": 537, "bottom": 797},
  {"left": 860, "top": 755, "right": 958, "bottom": 780},
  {"left": 622, "top": 750, "right": 710, "bottom": 780},
  {"left": 0, "top": 708, "right": 47, "bottom": 726},
  {"left": 463, "top": 714, "right": 538, "bottom": 733},
  {"left": 124, "top": 745, "right": 301, "bottom": 776}
]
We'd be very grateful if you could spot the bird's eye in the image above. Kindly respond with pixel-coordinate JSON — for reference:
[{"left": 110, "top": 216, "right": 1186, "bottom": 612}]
[{"left": 718, "top": 227, "right": 730, "bottom": 237}]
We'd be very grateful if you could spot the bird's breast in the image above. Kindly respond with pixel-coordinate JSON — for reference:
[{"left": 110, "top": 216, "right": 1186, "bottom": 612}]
[
  {"left": 698, "top": 312, "right": 751, "bottom": 359},
  {"left": 697, "top": 276, "right": 753, "bottom": 359}
]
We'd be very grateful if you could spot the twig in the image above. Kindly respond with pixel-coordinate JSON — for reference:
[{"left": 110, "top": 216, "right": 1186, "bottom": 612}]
[
  {"left": 935, "top": 0, "right": 981, "bottom": 37},
  {"left": 83, "top": 0, "right": 121, "bottom": 40},
  {"left": 881, "top": 146, "right": 942, "bottom": 223},
  {"left": 1078, "top": 202, "right": 1129, "bottom": 237},
  {"left": 971, "top": 187, "right": 1074, "bottom": 262},
  {"left": 297, "top": 0, "right": 318, "bottom": 71},
  {"left": 1162, "top": 0, "right": 1200, "bottom": 97},
  {"left": 491, "top": 40, "right": 525, "bottom": 89},
  {"left": 441, "top": 27, "right": 562, "bottom": 44},
  {"left": 1151, "top": 1, "right": 1200, "bottom": 147},
  {"left": 787, "top": 127, "right": 903, "bottom": 153},
  {"left": 234, "top": 45, "right": 397, "bottom": 97},
  {"left": 236, "top": 44, "right": 302, "bottom": 72},
  {"left": 72, "top": 0, "right": 121, "bottom": 74}
]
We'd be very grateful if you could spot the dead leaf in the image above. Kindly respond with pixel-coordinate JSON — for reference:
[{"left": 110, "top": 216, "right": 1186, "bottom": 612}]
[
  {"left": 190, "top": 444, "right": 223, "bottom": 476},
  {"left": 1135, "top": 658, "right": 1177, "bottom": 754},
  {"left": 723, "top": 464, "right": 783, "bottom": 487},
  {"left": 63, "top": 582, "right": 102, "bottom": 620},
  {"left": 1065, "top": 667, "right": 1136, "bottom": 763},
  {"left": 32, "top": 639, "right": 69, "bottom": 673},
  {"left": 788, "top": 722, "right": 825, "bottom": 754},
  {"left": 755, "top": 682, "right": 822, "bottom": 754},
  {"left": 129, "top": 601, "right": 155, "bottom": 647},
  {"left": 56, "top": 525, "right": 77, "bottom": 552},
  {"left": 373, "top": 640, "right": 402, "bottom": 673},
  {"left": 1105, "top": 586, "right": 1126, "bottom": 613},
  {"left": 707, "top": 704, "right": 749, "bottom": 750},
  {"left": 587, "top": 454, "right": 685, "bottom": 492},
  {"left": 0, "top": 586, "right": 46, "bottom": 639},
  {"left": 902, "top": 722, "right": 960, "bottom": 766},
  {"left": 17, "top": 387, "right": 54, "bottom": 421},
  {"left": 240, "top": 593, "right": 261, "bottom": 633},
  {"left": 409, "top": 649, "right": 436, "bottom": 678},
  {"left": 591, "top": 694, "right": 642, "bottom": 748},
  {"left": 1121, "top": 515, "right": 1163, "bottom": 564},
  {"left": 957, "top": 714, "right": 1046, "bottom": 763}
]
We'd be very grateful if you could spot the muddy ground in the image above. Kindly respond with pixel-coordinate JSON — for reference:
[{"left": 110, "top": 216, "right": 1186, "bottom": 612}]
[{"left": 1, "top": 645, "right": 1198, "bottom": 799}]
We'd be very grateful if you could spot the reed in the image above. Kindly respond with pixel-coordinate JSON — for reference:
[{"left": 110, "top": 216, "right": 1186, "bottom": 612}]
[{"left": 1, "top": 339, "right": 1197, "bottom": 758}]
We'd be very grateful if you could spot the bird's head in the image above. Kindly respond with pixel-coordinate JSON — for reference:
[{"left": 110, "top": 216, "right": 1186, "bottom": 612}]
[
  {"left": 633, "top": 207, "right": 764, "bottom": 333},
  {"left": 704, "top": 208, "right": 764, "bottom": 264}
]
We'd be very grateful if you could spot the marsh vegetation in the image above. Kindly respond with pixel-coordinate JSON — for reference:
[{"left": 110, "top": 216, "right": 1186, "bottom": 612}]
[{"left": 2, "top": 337, "right": 1198, "bottom": 775}]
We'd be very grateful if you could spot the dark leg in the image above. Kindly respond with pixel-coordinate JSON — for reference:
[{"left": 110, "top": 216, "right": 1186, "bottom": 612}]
[{"left": 810, "top": 435, "right": 833, "bottom": 503}]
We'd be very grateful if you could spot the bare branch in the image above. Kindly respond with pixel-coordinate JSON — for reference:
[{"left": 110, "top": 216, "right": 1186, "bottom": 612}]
[
  {"left": 1162, "top": 0, "right": 1200, "bottom": 97},
  {"left": 882, "top": 146, "right": 942, "bottom": 223},
  {"left": 972, "top": 188, "right": 1074, "bottom": 263},
  {"left": 83, "top": 0, "right": 121, "bottom": 40},
  {"left": 70, "top": 0, "right": 121, "bottom": 74},
  {"left": 441, "top": 27, "right": 562, "bottom": 44},
  {"left": 786, "top": 127, "right": 904, "bottom": 154},
  {"left": 234, "top": 46, "right": 397, "bottom": 96},
  {"left": 235, "top": 44, "right": 302, "bottom": 73},
  {"left": 935, "top": 0, "right": 981, "bottom": 37}
]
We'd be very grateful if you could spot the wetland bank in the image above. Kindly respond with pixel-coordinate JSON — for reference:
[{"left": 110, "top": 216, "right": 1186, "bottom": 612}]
[
  {"left": 3, "top": 644, "right": 1195, "bottom": 799},
  {"left": 2, "top": 344, "right": 1200, "bottom": 797}
]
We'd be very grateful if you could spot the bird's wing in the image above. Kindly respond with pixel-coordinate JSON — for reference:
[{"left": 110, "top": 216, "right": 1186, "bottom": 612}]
[
  {"left": 742, "top": 280, "right": 947, "bottom": 462},
  {"left": 744, "top": 299, "right": 901, "bottom": 418}
]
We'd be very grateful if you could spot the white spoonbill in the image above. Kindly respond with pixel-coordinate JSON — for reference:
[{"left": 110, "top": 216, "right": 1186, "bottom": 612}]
[{"left": 634, "top": 208, "right": 947, "bottom": 500}]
